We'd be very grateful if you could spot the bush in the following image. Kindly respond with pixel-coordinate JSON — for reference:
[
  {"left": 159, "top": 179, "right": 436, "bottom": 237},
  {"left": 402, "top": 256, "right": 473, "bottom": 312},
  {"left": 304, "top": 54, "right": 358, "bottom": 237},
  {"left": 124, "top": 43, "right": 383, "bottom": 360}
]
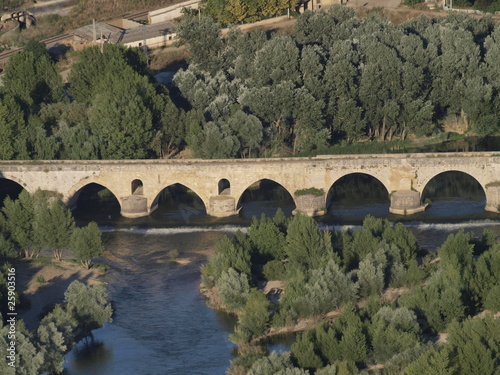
[{"left": 294, "top": 188, "right": 325, "bottom": 196}]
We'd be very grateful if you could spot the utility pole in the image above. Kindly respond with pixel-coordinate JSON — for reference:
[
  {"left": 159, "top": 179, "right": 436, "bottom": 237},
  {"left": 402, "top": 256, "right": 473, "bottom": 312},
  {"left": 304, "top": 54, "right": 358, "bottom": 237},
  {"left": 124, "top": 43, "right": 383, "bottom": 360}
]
[
  {"left": 92, "top": 18, "right": 96, "bottom": 45},
  {"left": 142, "top": 24, "right": 148, "bottom": 67}
]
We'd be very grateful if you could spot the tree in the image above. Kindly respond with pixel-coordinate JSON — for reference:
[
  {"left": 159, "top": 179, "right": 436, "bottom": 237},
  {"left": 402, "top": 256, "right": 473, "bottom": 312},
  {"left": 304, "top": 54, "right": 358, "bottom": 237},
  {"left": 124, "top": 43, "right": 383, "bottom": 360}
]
[
  {"left": 174, "top": 14, "right": 223, "bottom": 74},
  {"left": 370, "top": 307, "right": 421, "bottom": 363},
  {"left": 87, "top": 65, "right": 155, "bottom": 159},
  {"left": 447, "top": 315, "right": 500, "bottom": 375},
  {"left": 0, "top": 95, "right": 26, "bottom": 160},
  {"left": 291, "top": 330, "right": 324, "bottom": 370},
  {"left": 68, "top": 44, "right": 148, "bottom": 104},
  {"left": 71, "top": 222, "right": 105, "bottom": 269},
  {"left": 2, "top": 41, "right": 63, "bottom": 112},
  {"left": 37, "top": 322, "right": 67, "bottom": 374},
  {"left": 247, "top": 351, "right": 296, "bottom": 375},
  {"left": 0, "top": 322, "right": 44, "bottom": 375},
  {"left": 1, "top": 191, "right": 36, "bottom": 258},
  {"left": 226, "top": 110, "right": 263, "bottom": 158},
  {"left": 285, "top": 214, "right": 330, "bottom": 269},
  {"left": 232, "top": 288, "right": 270, "bottom": 341},
  {"left": 216, "top": 268, "right": 250, "bottom": 310},
  {"left": 248, "top": 214, "right": 286, "bottom": 260},
  {"left": 34, "top": 199, "right": 75, "bottom": 261},
  {"left": 64, "top": 280, "right": 113, "bottom": 330},
  {"left": 404, "top": 346, "right": 455, "bottom": 375}
]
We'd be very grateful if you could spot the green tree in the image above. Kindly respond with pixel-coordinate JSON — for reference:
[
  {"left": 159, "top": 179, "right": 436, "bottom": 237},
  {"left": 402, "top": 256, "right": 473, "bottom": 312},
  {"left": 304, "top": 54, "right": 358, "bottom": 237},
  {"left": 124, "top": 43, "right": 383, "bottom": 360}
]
[
  {"left": 2, "top": 41, "right": 63, "bottom": 112},
  {"left": 64, "top": 280, "right": 113, "bottom": 330},
  {"left": 37, "top": 321, "right": 67, "bottom": 374},
  {"left": 71, "top": 222, "right": 105, "bottom": 268},
  {"left": 0, "top": 95, "right": 26, "bottom": 160},
  {"left": 68, "top": 44, "right": 147, "bottom": 104},
  {"left": 447, "top": 315, "right": 500, "bottom": 375},
  {"left": 216, "top": 268, "right": 250, "bottom": 310},
  {"left": 174, "top": 14, "right": 223, "bottom": 74},
  {"left": 87, "top": 66, "right": 154, "bottom": 159},
  {"left": 370, "top": 307, "right": 421, "bottom": 363},
  {"left": 34, "top": 199, "right": 75, "bottom": 261},
  {"left": 0, "top": 322, "right": 44, "bottom": 375},
  {"left": 285, "top": 214, "right": 330, "bottom": 270},
  {"left": 232, "top": 288, "right": 270, "bottom": 342},
  {"left": 248, "top": 213, "right": 286, "bottom": 260},
  {"left": 247, "top": 351, "right": 296, "bottom": 375},
  {"left": 291, "top": 330, "right": 324, "bottom": 370},
  {"left": 404, "top": 346, "right": 455, "bottom": 375},
  {"left": 1, "top": 191, "right": 36, "bottom": 258}
]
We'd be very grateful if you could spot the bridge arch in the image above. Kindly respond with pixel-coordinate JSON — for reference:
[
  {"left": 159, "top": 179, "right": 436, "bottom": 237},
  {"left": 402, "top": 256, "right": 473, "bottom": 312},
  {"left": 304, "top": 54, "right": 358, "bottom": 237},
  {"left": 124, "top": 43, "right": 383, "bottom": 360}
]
[
  {"left": 66, "top": 180, "right": 122, "bottom": 213},
  {"left": 420, "top": 170, "right": 486, "bottom": 209},
  {"left": 236, "top": 178, "right": 296, "bottom": 217},
  {"left": 149, "top": 183, "right": 208, "bottom": 215},
  {"left": 0, "top": 176, "right": 26, "bottom": 204},
  {"left": 326, "top": 172, "right": 390, "bottom": 214}
]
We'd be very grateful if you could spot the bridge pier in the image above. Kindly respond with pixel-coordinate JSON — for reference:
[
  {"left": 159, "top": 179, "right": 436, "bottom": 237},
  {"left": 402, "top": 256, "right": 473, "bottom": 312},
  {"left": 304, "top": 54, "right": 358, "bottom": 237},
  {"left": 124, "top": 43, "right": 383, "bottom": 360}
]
[
  {"left": 121, "top": 195, "right": 150, "bottom": 218},
  {"left": 208, "top": 195, "right": 239, "bottom": 217},
  {"left": 485, "top": 184, "right": 500, "bottom": 213},
  {"left": 292, "top": 193, "right": 326, "bottom": 217},
  {"left": 389, "top": 190, "right": 427, "bottom": 215}
]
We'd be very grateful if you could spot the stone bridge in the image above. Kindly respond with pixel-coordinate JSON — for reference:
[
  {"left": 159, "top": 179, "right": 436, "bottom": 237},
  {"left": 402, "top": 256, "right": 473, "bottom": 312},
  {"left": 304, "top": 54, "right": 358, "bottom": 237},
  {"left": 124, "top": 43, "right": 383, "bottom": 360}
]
[{"left": 0, "top": 152, "right": 499, "bottom": 218}]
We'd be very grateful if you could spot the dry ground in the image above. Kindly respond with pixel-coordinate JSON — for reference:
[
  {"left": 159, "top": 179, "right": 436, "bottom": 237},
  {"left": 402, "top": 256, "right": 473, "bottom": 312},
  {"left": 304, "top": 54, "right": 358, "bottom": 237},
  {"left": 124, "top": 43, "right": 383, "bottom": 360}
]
[{"left": 16, "top": 258, "right": 104, "bottom": 331}]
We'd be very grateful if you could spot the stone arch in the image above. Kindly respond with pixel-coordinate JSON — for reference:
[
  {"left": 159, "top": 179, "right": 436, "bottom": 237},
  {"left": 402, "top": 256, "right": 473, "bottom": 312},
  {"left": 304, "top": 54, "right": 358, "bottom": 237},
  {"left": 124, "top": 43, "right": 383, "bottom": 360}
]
[
  {"left": 131, "top": 179, "right": 143, "bottom": 195},
  {"left": 0, "top": 174, "right": 30, "bottom": 193},
  {"left": 0, "top": 176, "right": 27, "bottom": 204},
  {"left": 149, "top": 183, "right": 208, "bottom": 214},
  {"left": 66, "top": 180, "right": 122, "bottom": 212},
  {"left": 218, "top": 179, "right": 230, "bottom": 195},
  {"left": 420, "top": 170, "right": 486, "bottom": 203},
  {"left": 326, "top": 172, "right": 390, "bottom": 211},
  {"left": 236, "top": 178, "right": 296, "bottom": 211}
]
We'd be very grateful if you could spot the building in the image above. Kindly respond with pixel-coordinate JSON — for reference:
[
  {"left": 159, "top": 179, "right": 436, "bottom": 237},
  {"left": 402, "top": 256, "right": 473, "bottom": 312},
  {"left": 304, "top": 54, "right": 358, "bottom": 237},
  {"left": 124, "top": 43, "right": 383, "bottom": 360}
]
[{"left": 71, "top": 19, "right": 177, "bottom": 50}]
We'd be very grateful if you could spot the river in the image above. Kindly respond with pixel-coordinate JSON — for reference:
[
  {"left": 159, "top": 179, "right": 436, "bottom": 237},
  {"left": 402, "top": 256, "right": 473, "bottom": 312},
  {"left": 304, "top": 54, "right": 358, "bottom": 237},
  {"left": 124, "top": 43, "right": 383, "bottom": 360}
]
[{"left": 63, "top": 172, "right": 500, "bottom": 374}]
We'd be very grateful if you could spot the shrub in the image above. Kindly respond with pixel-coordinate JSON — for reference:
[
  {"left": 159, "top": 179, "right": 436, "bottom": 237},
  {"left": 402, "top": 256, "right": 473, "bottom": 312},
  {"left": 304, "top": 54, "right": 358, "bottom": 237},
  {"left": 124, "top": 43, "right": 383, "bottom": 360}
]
[{"left": 294, "top": 188, "right": 325, "bottom": 196}]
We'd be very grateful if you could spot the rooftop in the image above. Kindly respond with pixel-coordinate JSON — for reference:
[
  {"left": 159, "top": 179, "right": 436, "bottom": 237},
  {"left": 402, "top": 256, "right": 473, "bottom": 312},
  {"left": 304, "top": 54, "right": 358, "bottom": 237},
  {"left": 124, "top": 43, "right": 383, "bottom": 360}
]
[{"left": 72, "top": 19, "right": 176, "bottom": 45}]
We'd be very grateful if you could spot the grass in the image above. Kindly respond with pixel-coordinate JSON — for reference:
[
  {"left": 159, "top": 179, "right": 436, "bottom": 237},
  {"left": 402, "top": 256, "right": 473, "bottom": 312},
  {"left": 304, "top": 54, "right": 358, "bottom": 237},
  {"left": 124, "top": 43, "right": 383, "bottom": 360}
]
[{"left": 35, "top": 274, "right": 47, "bottom": 283}]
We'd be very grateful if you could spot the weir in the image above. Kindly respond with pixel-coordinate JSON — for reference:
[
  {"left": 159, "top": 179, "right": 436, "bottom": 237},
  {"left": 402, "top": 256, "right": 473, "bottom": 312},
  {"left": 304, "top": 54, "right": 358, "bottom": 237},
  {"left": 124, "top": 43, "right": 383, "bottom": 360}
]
[{"left": 0, "top": 152, "right": 499, "bottom": 218}]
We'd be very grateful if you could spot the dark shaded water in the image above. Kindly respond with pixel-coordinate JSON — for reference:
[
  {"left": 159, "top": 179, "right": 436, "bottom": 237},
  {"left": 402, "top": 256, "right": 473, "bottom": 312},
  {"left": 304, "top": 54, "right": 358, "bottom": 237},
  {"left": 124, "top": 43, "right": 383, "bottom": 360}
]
[{"left": 0, "top": 171, "right": 495, "bottom": 374}]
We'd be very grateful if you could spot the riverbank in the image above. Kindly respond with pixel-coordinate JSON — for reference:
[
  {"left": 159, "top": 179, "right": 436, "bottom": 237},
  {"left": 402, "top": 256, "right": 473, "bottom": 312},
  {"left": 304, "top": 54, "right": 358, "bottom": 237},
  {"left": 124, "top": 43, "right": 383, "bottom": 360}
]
[{"left": 16, "top": 257, "right": 106, "bottom": 331}]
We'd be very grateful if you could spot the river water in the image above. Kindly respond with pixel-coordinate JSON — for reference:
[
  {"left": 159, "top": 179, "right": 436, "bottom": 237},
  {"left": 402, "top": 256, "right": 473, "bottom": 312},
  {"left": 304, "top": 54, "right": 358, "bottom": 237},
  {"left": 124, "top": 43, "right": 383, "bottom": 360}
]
[{"left": 63, "top": 173, "right": 500, "bottom": 375}]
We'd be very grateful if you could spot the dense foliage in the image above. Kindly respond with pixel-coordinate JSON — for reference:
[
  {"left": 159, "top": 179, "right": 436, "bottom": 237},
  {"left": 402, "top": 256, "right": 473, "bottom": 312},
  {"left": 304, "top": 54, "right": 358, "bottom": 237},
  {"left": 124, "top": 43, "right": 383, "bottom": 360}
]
[
  {"left": 201, "top": 212, "right": 500, "bottom": 374},
  {"left": 1, "top": 9, "right": 499, "bottom": 160},
  {"left": 0, "top": 190, "right": 105, "bottom": 266},
  {"left": 175, "top": 9, "right": 500, "bottom": 157},
  {"left": 0, "top": 279, "right": 112, "bottom": 375},
  {"left": 200, "top": 0, "right": 298, "bottom": 24}
]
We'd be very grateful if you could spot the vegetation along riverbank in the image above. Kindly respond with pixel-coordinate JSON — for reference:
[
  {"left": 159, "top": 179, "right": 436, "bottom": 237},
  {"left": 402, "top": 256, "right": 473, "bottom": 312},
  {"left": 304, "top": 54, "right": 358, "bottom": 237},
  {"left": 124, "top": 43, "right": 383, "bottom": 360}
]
[
  {"left": 200, "top": 210, "right": 500, "bottom": 374},
  {"left": 0, "top": 190, "right": 112, "bottom": 374}
]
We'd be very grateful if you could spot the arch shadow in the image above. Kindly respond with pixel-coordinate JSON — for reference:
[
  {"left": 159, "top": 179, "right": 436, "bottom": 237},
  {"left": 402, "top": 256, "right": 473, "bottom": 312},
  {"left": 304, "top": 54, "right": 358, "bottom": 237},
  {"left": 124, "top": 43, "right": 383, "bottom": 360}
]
[
  {"left": 0, "top": 177, "right": 25, "bottom": 207},
  {"left": 67, "top": 183, "right": 121, "bottom": 219},
  {"left": 421, "top": 171, "right": 486, "bottom": 216},
  {"left": 237, "top": 179, "right": 295, "bottom": 219},
  {"left": 326, "top": 173, "right": 390, "bottom": 219},
  {"left": 150, "top": 183, "right": 207, "bottom": 221}
]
